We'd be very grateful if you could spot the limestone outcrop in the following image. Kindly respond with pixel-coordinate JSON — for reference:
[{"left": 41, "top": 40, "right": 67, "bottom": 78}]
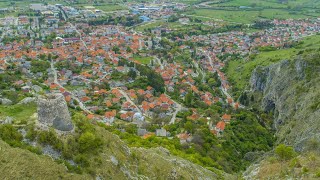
[
  {"left": 0, "top": 98, "right": 12, "bottom": 105},
  {"left": 37, "top": 93, "right": 73, "bottom": 131},
  {"left": 249, "top": 57, "right": 320, "bottom": 152}
]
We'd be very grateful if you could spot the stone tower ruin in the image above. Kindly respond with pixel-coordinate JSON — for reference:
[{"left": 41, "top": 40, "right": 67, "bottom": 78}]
[{"left": 37, "top": 93, "right": 73, "bottom": 131}]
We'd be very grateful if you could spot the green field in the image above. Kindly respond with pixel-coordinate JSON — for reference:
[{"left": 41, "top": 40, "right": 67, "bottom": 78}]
[
  {"left": 136, "top": 21, "right": 186, "bottom": 31},
  {"left": 226, "top": 35, "right": 320, "bottom": 94},
  {"left": 93, "top": 4, "right": 126, "bottom": 12},
  {"left": 209, "top": 0, "right": 320, "bottom": 8},
  {"left": 183, "top": 0, "right": 320, "bottom": 24},
  {"left": 0, "top": 103, "right": 36, "bottom": 123},
  {"left": 185, "top": 8, "right": 314, "bottom": 24},
  {"left": 133, "top": 55, "right": 153, "bottom": 65}
]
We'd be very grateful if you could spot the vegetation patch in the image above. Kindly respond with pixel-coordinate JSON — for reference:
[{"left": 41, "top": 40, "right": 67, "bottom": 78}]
[{"left": 226, "top": 35, "right": 320, "bottom": 98}]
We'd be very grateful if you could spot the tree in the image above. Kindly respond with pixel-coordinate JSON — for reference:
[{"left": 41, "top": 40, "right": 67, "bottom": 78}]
[
  {"left": 112, "top": 46, "right": 120, "bottom": 54},
  {"left": 185, "top": 91, "right": 194, "bottom": 107},
  {"left": 127, "top": 69, "right": 137, "bottom": 79},
  {"left": 275, "top": 144, "right": 295, "bottom": 161},
  {"left": 126, "top": 46, "right": 132, "bottom": 53},
  {"left": 184, "top": 121, "right": 194, "bottom": 133},
  {"left": 208, "top": 78, "right": 216, "bottom": 87}
]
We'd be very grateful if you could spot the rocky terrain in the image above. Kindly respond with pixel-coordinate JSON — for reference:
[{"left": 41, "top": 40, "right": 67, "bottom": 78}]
[
  {"left": 249, "top": 55, "right": 320, "bottom": 151},
  {"left": 37, "top": 93, "right": 74, "bottom": 131},
  {"left": 0, "top": 125, "right": 231, "bottom": 180},
  {"left": 243, "top": 52, "right": 320, "bottom": 179}
]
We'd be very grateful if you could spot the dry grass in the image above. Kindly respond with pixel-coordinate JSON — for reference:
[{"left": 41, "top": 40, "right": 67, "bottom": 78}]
[{"left": 255, "top": 153, "right": 320, "bottom": 179}]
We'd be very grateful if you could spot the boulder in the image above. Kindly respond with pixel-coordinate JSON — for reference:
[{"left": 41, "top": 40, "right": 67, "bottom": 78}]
[
  {"left": 0, "top": 98, "right": 12, "bottom": 105},
  {"left": 18, "top": 97, "right": 36, "bottom": 104}
]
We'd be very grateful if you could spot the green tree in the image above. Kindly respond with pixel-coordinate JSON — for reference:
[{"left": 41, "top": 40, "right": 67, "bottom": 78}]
[
  {"left": 127, "top": 69, "right": 137, "bottom": 79},
  {"left": 78, "top": 132, "right": 102, "bottom": 153},
  {"left": 126, "top": 46, "right": 132, "bottom": 53},
  {"left": 185, "top": 91, "right": 193, "bottom": 107},
  {"left": 112, "top": 46, "right": 120, "bottom": 54}
]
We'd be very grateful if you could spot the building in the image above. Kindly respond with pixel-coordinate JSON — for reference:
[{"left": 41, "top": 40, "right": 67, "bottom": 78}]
[{"left": 156, "top": 128, "right": 167, "bottom": 137}]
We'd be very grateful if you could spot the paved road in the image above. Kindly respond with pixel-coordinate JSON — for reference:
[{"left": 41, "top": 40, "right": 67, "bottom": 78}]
[
  {"left": 50, "top": 60, "right": 93, "bottom": 114},
  {"left": 154, "top": 56, "right": 164, "bottom": 70},
  {"left": 115, "top": 88, "right": 143, "bottom": 115},
  {"left": 199, "top": 49, "right": 245, "bottom": 108},
  {"left": 68, "top": 22, "right": 88, "bottom": 50},
  {"left": 167, "top": 94, "right": 182, "bottom": 124}
]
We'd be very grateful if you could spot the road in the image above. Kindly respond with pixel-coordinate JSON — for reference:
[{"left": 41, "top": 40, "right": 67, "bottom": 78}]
[
  {"left": 166, "top": 94, "right": 182, "bottom": 124},
  {"left": 115, "top": 88, "right": 143, "bottom": 115},
  {"left": 50, "top": 60, "right": 93, "bottom": 114},
  {"left": 68, "top": 22, "right": 88, "bottom": 50},
  {"left": 154, "top": 56, "right": 164, "bottom": 70},
  {"left": 199, "top": 48, "right": 245, "bottom": 109}
]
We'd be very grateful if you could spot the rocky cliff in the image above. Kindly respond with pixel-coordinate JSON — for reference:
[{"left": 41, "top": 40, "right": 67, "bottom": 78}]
[
  {"left": 249, "top": 55, "right": 320, "bottom": 152},
  {"left": 37, "top": 93, "right": 74, "bottom": 131}
]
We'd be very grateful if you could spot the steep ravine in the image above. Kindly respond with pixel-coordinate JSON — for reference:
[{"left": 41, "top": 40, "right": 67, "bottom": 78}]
[
  {"left": 249, "top": 56, "right": 320, "bottom": 151},
  {"left": 242, "top": 53, "right": 320, "bottom": 179}
]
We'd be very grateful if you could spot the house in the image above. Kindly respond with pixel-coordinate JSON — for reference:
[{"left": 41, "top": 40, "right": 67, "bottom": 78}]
[
  {"left": 87, "top": 114, "right": 95, "bottom": 120},
  {"left": 214, "top": 121, "right": 225, "bottom": 137},
  {"left": 81, "top": 96, "right": 92, "bottom": 103},
  {"left": 104, "top": 110, "right": 116, "bottom": 124},
  {"left": 143, "top": 132, "right": 155, "bottom": 139},
  {"left": 156, "top": 128, "right": 167, "bottom": 137},
  {"left": 177, "top": 133, "right": 192, "bottom": 144},
  {"left": 222, "top": 114, "right": 231, "bottom": 122},
  {"left": 132, "top": 112, "right": 144, "bottom": 127},
  {"left": 137, "top": 128, "right": 147, "bottom": 136}
]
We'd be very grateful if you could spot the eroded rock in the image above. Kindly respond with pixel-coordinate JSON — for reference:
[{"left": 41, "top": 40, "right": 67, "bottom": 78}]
[{"left": 37, "top": 93, "right": 73, "bottom": 131}]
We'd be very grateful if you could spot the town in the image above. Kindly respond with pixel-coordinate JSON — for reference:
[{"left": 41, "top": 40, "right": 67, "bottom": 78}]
[{"left": 0, "top": 0, "right": 319, "bottom": 176}]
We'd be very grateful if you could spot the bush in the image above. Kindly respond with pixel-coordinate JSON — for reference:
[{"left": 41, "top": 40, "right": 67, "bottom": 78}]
[
  {"left": 315, "top": 169, "right": 320, "bottom": 177},
  {"left": 74, "top": 154, "right": 90, "bottom": 167},
  {"left": 37, "top": 129, "right": 63, "bottom": 151},
  {"left": 0, "top": 125, "right": 23, "bottom": 143},
  {"left": 275, "top": 144, "right": 295, "bottom": 161},
  {"left": 78, "top": 132, "right": 103, "bottom": 153}
]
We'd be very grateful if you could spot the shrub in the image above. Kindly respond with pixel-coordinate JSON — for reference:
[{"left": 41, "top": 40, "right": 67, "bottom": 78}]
[
  {"left": 289, "top": 158, "right": 301, "bottom": 168},
  {"left": 37, "top": 129, "right": 63, "bottom": 151},
  {"left": 315, "top": 169, "right": 320, "bottom": 177},
  {"left": 275, "top": 144, "right": 296, "bottom": 161},
  {"left": 78, "top": 132, "right": 103, "bottom": 153},
  {"left": 74, "top": 154, "right": 90, "bottom": 167},
  {"left": 0, "top": 124, "right": 23, "bottom": 143},
  {"left": 301, "top": 166, "right": 309, "bottom": 174}
]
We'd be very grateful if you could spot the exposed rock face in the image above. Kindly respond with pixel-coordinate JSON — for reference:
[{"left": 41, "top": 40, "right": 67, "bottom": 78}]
[
  {"left": 18, "top": 97, "right": 36, "bottom": 104},
  {"left": 37, "top": 93, "right": 73, "bottom": 131},
  {"left": 0, "top": 98, "right": 12, "bottom": 105},
  {"left": 249, "top": 58, "right": 320, "bottom": 152}
]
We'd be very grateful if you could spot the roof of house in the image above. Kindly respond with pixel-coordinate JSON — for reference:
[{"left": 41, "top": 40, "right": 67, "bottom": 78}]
[
  {"left": 222, "top": 114, "right": 231, "bottom": 121},
  {"left": 216, "top": 121, "right": 226, "bottom": 131}
]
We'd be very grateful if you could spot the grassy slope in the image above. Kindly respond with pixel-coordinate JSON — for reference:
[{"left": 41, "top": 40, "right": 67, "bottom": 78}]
[
  {"left": 133, "top": 56, "right": 153, "bottom": 64},
  {"left": 226, "top": 35, "right": 320, "bottom": 94},
  {"left": 0, "top": 103, "right": 37, "bottom": 123},
  {"left": 184, "top": 0, "right": 320, "bottom": 24},
  {"left": 0, "top": 102, "right": 228, "bottom": 179},
  {"left": 0, "top": 124, "right": 229, "bottom": 179},
  {"left": 245, "top": 152, "right": 320, "bottom": 179},
  {"left": 186, "top": 9, "right": 312, "bottom": 24},
  {"left": 0, "top": 139, "right": 89, "bottom": 179}
]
